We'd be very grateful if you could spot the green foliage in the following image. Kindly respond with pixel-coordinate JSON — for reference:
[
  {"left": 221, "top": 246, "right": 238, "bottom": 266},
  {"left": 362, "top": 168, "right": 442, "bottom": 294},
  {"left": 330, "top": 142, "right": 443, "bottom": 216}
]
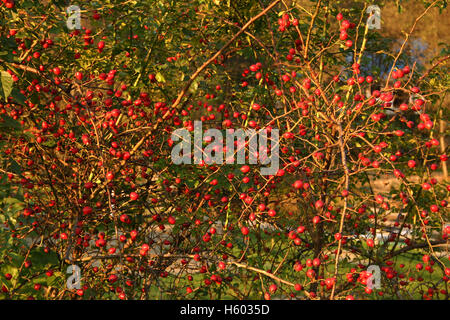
[{"left": 0, "top": 0, "right": 448, "bottom": 301}]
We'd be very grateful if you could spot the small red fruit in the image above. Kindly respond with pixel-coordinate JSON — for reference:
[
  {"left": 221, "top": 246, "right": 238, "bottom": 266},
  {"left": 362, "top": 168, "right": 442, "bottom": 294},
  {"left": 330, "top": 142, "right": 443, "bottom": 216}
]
[
  {"left": 130, "top": 192, "right": 139, "bottom": 201},
  {"left": 240, "top": 165, "right": 250, "bottom": 174}
]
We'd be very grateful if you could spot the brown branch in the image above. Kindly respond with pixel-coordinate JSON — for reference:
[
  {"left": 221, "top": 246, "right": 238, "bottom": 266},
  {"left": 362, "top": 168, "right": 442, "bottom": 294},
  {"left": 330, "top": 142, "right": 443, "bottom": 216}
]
[
  {"left": 418, "top": 54, "right": 450, "bottom": 84},
  {"left": 385, "top": 0, "right": 439, "bottom": 87},
  {"left": 329, "top": 123, "right": 350, "bottom": 300},
  {"left": 127, "top": 0, "right": 281, "bottom": 158},
  {"left": 386, "top": 239, "right": 447, "bottom": 259}
]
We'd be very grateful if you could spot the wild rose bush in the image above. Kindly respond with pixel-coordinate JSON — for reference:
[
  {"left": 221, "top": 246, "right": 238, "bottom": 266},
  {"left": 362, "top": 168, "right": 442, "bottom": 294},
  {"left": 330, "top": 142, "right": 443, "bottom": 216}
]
[{"left": 0, "top": 0, "right": 448, "bottom": 300}]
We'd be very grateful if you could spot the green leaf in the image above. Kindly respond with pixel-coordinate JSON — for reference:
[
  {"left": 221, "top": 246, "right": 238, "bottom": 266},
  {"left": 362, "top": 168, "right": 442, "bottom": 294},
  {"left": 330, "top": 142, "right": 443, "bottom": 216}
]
[
  {"left": 0, "top": 71, "right": 13, "bottom": 100},
  {"left": 42, "top": 139, "right": 57, "bottom": 148},
  {"left": 29, "top": 247, "right": 59, "bottom": 269},
  {"left": 189, "top": 79, "right": 199, "bottom": 93},
  {"left": 0, "top": 114, "right": 21, "bottom": 131},
  {"left": 155, "top": 72, "right": 166, "bottom": 83},
  {"left": 1, "top": 265, "right": 19, "bottom": 286},
  {"left": 10, "top": 88, "right": 26, "bottom": 104},
  {"left": 8, "top": 158, "right": 21, "bottom": 174}
]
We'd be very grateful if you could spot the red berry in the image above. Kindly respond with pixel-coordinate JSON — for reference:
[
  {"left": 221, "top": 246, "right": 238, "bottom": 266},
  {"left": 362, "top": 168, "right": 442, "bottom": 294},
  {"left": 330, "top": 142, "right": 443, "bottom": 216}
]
[
  {"left": 106, "top": 172, "right": 114, "bottom": 181},
  {"left": 293, "top": 180, "right": 303, "bottom": 189},
  {"left": 130, "top": 192, "right": 139, "bottom": 201},
  {"left": 240, "top": 165, "right": 250, "bottom": 174}
]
